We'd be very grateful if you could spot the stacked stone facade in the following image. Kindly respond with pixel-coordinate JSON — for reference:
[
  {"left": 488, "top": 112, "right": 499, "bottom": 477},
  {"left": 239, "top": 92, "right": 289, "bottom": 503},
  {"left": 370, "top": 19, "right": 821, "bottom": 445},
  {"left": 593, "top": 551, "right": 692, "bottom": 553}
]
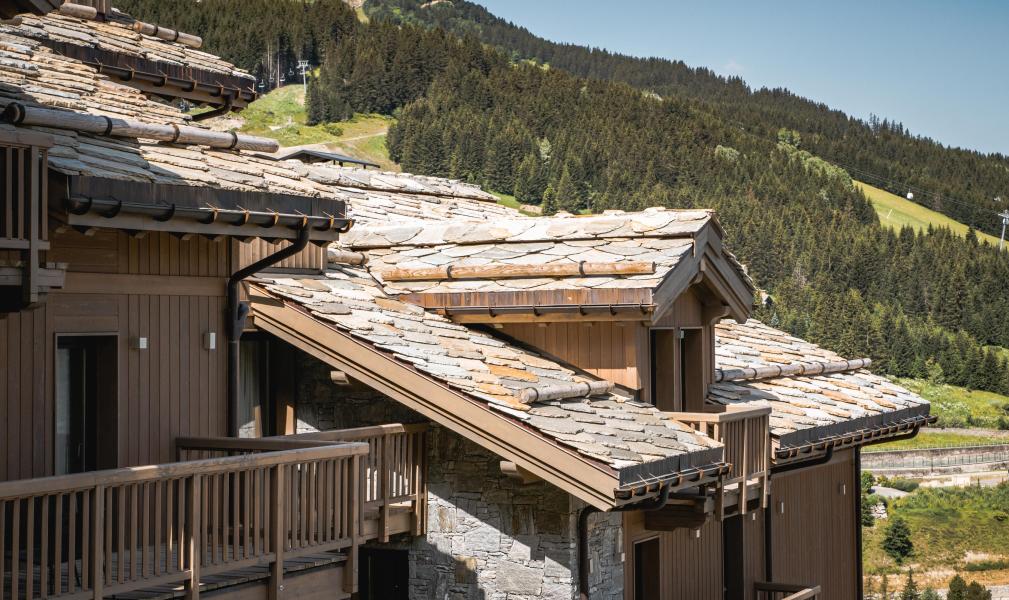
[{"left": 294, "top": 352, "right": 626, "bottom": 599}]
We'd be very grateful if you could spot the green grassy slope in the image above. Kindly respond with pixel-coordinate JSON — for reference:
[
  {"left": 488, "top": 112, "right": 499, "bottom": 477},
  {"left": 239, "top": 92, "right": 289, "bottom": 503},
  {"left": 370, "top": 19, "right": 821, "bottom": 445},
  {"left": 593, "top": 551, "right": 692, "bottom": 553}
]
[
  {"left": 855, "top": 181, "right": 1002, "bottom": 246},
  {"left": 863, "top": 483, "right": 1009, "bottom": 582},
  {"left": 232, "top": 86, "right": 397, "bottom": 170},
  {"left": 894, "top": 378, "right": 1009, "bottom": 430}
]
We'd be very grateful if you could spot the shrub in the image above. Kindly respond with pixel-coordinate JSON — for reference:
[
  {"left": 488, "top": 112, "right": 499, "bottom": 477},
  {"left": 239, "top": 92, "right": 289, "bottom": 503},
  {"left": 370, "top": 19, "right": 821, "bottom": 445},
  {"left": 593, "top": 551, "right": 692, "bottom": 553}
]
[
  {"left": 879, "top": 477, "right": 920, "bottom": 493},
  {"left": 963, "top": 559, "right": 1009, "bottom": 572}
]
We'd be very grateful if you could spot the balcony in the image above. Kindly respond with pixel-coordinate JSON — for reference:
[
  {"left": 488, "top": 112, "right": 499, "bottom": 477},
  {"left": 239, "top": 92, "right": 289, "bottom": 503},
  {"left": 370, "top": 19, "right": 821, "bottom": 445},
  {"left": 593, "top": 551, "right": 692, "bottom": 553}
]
[
  {"left": 0, "top": 424, "right": 427, "bottom": 599},
  {"left": 755, "top": 581, "right": 821, "bottom": 600},
  {"left": 0, "top": 128, "right": 64, "bottom": 312},
  {"left": 668, "top": 404, "right": 771, "bottom": 517}
]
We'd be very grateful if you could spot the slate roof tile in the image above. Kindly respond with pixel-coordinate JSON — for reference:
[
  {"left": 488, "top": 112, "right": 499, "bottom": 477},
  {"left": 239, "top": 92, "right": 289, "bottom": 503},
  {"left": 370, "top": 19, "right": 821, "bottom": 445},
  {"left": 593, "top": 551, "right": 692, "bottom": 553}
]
[
  {"left": 255, "top": 268, "right": 722, "bottom": 470},
  {"left": 710, "top": 320, "right": 929, "bottom": 437}
]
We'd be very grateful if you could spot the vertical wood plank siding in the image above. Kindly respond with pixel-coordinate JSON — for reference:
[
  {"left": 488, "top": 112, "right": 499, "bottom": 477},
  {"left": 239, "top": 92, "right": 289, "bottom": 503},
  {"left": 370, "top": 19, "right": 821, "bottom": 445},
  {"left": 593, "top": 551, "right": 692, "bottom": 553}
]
[
  {"left": 624, "top": 510, "right": 723, "bottom": 600},
  {"left": 502, "top": 322, "right": 647, "bottom": 390},
  {"left": 0, "top": 229, "right": 230, "bottom": 482},
  {"left": 235, "top": 238, "right": 326, "bottom": 273},
  {"left": 771, "top": 450, "right": 857, "bottom": 600}
]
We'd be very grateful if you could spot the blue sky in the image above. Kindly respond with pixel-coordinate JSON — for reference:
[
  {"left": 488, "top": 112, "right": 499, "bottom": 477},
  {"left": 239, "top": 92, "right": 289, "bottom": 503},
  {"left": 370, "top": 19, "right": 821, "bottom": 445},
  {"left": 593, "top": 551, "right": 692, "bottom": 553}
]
[{"left": 473, "top": 1, "right": 1009, "bottom": 156}]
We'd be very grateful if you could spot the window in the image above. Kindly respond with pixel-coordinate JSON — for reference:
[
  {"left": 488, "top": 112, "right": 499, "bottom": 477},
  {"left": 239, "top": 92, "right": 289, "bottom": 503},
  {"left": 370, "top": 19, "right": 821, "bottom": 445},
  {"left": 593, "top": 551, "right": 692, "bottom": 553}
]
[
  {"left": 650, "top": 327, "right": 705, "bottom": 412},
  {"left": 679, "top": 328, "right": 704, "bottom": 412},
  {"left": 238, "top": 337, "right": 271, "bottom": 437},
  {"left": 634, "top": 537, "right": 661, "bottom": 600},
  {"left": 650, "top": 328, "right": 677, "bottom": 411},
  {"left": 55, "top": 335, "right": 117, "bottom": 474}
]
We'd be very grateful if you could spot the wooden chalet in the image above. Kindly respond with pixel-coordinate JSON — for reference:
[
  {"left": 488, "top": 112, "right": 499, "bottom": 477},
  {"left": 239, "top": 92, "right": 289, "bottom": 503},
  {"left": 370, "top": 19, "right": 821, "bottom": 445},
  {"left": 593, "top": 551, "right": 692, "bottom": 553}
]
[{"left": 0, "top": 2, "right": 933, "bottom": 600}]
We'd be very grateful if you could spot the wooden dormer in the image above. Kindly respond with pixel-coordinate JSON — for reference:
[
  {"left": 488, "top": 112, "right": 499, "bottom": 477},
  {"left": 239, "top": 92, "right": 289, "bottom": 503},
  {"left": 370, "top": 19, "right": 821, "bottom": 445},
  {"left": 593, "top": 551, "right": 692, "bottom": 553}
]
[{"left": 341, "top": 208, "right": 755, "bottom": 408}]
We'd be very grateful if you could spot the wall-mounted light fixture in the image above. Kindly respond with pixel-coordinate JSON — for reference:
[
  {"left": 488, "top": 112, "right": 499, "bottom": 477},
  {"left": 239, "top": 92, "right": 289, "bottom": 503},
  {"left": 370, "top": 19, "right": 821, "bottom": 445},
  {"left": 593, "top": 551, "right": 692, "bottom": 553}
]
[
  {"left": 131, "top": 336, "right": 148, "bottom": 350},
  {"left": 204, "top": 331, "right": 217, "bottom": 351}
]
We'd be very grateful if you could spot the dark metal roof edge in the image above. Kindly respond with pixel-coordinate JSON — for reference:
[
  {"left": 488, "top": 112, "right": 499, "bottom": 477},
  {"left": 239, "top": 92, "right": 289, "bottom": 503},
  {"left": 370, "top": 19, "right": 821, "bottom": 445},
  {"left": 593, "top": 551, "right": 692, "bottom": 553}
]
[
  {"left": 616, "top": 445, "right": 724, "bottom": 486},
  {"left": 775, "top": 404, "right": 931, "bottom": 450}
]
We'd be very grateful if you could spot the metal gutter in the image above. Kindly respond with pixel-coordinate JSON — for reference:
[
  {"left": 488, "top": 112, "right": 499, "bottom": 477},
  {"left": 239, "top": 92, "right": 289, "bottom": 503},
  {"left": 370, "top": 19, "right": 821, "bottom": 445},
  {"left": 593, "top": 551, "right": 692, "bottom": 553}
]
[{"left": 227, "top": 225, "right": 311, "bottom": 437}]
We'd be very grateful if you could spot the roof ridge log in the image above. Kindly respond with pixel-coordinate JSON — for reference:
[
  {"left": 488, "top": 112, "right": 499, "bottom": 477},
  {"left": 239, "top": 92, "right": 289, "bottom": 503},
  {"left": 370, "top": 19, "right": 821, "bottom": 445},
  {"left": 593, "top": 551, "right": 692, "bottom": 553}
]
[{"left": 715, "top": 357, "right": 872, "bottom": 383}]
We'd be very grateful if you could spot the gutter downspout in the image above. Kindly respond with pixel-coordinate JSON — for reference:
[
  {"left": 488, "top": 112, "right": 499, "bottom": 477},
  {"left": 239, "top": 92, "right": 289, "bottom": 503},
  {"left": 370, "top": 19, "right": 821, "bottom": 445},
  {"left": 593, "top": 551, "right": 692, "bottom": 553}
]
[
  {"left": 578, "top": 484, "right": 671, "bottom": 600},
  {"left": 764, "top": 445, "right": 835, "bottom": 582},
  {"left": 227, "top": 225, "right": 311, "bottom": 437}
]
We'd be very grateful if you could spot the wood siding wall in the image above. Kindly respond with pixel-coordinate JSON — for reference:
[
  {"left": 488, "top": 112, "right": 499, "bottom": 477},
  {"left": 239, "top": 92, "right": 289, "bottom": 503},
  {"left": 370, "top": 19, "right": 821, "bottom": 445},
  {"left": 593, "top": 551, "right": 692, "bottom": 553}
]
[
  {"left": 502, "top": 287, "right": 717, "bottom": 402},
  {"left": 1, "top": 228, "right": 229, "bottom": 483},
  {"left": 624, "top": 510, "right": 723, "bottom": 600},
  {"left": 771, "top": 450, "right": 858, "bottom": 600},
  {"left": 647, "top": 287, "right": 716, "bottom": 407},
  {"left": 235, "top": 238, "right": 326, "bottom": 273},
  {"left": 742, "top": 509, "right": 766, "bottom": 600},
  {"left": 501, "top": 321, "right": 647, "bottom": 390}
]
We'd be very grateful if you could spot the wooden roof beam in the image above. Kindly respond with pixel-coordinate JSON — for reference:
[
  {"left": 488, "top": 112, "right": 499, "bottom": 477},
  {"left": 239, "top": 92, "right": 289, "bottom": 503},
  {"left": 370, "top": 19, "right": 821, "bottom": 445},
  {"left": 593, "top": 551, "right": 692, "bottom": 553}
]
[
  {"left": 379, "top": 261, "right": 655, "bottom": 282},
  {"left": 435, "top": 302, "right": 655, "bottom": 324}
]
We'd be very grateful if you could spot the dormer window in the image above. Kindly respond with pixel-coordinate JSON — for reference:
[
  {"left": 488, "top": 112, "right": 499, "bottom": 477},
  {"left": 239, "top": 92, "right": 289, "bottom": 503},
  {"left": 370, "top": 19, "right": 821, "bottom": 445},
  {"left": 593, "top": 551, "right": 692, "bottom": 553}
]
[{"left": 650, "top": 327, "right": 705, "bottom": 412}]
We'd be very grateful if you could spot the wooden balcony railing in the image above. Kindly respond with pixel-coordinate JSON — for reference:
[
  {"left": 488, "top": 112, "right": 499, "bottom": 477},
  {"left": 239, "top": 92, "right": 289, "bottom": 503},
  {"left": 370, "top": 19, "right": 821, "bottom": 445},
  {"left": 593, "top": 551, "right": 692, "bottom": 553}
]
[
  {"left": 0, "top": 443, "right": 366, "bottom": 600},
  {"left": 668, "top": 404, "right": 771, "bottom": 516},
  {"left": 0, "top": 128, "right": 62, "bottom": 309},
  {"left": 755, "top": 581, "right": 821, "bottom": 600},
  {"left": 176, "top": 423, "right": 429, "bottom": 543}
]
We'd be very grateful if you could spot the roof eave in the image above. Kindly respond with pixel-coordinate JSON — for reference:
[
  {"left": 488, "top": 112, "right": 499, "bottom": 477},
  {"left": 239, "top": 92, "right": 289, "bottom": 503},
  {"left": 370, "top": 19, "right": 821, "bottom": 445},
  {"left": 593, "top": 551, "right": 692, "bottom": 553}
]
[{"left": 247, "top": 284, "right": 630, "bottom": 510}]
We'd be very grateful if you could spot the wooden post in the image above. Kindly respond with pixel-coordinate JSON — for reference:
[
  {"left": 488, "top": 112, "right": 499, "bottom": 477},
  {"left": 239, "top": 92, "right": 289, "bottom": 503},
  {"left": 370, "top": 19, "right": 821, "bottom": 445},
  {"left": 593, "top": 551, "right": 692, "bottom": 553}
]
[
  {"left": 412, "top": 432, "right": 425, "bottom": 536},
  {"left": 269, "top": 465, "right": 285, "bottom": 600},
  {"left": 379, "top": 435, "right": 390, "bottom": 543},
  {"left": 343, "top": 454, "right": 359, "bottom": 594},
  {"left": 23, "top": 145, "right": 39, "bottom": 305},
  {"left": 185, "top": 477, "right": 201, "bottom": 600},
  {"left": 92, "top": 487, "right": 104, "bottom": 600},
  {"left": 739, "top": 421, "right": 748, "bottom": 516}
]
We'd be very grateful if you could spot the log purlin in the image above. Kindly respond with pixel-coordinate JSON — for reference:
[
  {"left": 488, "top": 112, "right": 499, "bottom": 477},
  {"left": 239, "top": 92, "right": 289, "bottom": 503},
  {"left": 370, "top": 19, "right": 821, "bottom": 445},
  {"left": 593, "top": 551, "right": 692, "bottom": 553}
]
[{"left": 378, "top": 260, "right": 656, "bottom": 282}]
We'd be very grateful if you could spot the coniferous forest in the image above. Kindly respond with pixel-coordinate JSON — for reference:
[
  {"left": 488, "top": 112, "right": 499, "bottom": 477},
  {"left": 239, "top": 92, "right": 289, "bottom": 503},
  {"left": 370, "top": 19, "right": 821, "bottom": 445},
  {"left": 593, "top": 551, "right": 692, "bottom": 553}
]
[{"left": 118, "top": 0, "right": 1009, "bottom": 396}]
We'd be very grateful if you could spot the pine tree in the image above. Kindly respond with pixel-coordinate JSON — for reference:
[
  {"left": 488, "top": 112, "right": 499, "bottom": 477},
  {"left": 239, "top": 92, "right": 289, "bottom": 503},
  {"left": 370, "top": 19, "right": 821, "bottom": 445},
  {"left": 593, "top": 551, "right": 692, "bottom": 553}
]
[
  {"left": 921, "top": 589, "right": 941, "bottom": 600},
  {"left": 947, "top": 575, "right": 968, "bottom": 600},
  {"left": 966, "top": 581, "right": 992, "bottom": 600},
  {"left": 861, "top": 497, "right": 875, "bottom": 527},
  {"left": 899, "top": 569, "right": 920, "bottom": 600},
  {"left": 882, "top": 517, "right": 913, "bottom": 564},
  {"left": 513, "top": 152, "right": 544, "bottom": 205},
  {"left": 553, "top": 165, "right": 582, "bottom": 214}
]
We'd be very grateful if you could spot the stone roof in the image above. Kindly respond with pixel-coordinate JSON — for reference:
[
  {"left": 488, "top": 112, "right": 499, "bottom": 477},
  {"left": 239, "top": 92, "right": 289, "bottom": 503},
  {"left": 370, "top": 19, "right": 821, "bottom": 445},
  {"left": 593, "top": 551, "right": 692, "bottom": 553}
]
[
  {"left": 0, "top": 21, "right": 510, "bottom": 221},
  {"left": 709, "top": 320, "right": 929, "bottom": 442},
  {"left": 255, "top": 266, "right": 723, "bottom": 476},
  {"left": 343, "top": 208, "right": 751, "bottom": 297},
  {"left": 13, "top": 10, "right": 252, "bottom": 81}
]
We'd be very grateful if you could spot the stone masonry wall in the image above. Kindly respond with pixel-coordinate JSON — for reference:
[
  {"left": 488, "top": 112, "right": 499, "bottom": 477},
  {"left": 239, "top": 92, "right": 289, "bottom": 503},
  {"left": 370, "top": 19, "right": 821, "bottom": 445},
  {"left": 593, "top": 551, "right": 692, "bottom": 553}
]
[{"left": 294, "top": 351, "right": 625, "bottom": 599}]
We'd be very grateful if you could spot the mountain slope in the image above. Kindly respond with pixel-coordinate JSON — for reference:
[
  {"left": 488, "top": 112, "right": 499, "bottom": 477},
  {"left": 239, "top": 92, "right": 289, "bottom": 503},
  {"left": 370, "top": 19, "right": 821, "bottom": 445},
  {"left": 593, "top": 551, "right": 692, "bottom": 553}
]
[
  {"left": 366, "top": 0, "right": 1009, "bottom": 237},
  {"left": 855, "top": 181, "right": 1002, "bottom": 246}
]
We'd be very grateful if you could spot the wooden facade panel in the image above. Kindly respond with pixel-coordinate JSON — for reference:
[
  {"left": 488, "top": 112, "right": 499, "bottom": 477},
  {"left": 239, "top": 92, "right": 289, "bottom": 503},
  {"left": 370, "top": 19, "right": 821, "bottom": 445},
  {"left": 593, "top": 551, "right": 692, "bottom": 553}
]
[
  {"left": 771, "top": 451, "right": 857, "bottom": 600},
  {"left": 502, "top": 321, "right": 646, "bottom": 390},
  {"left": 49, "top": 229, "right": 230, "bottom": 277},
  {"left": 742, "top": 510, "right": 766, "bottom": 600},
  {"left": 624, "top": 509, "right": 723, "bottom": 600},
  {"left": 0, "top": 289, "right": 229, "bottom": 483},
  {"left": 235, "top": 238, "right": 326, "bottom": 273}
]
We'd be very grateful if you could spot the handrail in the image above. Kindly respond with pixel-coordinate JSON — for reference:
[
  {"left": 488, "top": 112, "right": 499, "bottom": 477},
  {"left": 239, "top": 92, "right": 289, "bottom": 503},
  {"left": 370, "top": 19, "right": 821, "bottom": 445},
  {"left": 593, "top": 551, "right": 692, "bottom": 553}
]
[
  {"left": 0, "top": 442, "right": 367, "bottom": 600},
  {"left": 670, "top": 405, "right": 771, "bottom": 517},
  {"left": 755, "top": 581, "right": 821, "bottom": 600},
  {"left": 669, "top": 404, "right": 773, "bottom": 423},
  {"left": 177, "top": 423, "right": 430, "bottom": 542},
  {"left": 0, "top": 444, "right": 368, "bottom": 497}
]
